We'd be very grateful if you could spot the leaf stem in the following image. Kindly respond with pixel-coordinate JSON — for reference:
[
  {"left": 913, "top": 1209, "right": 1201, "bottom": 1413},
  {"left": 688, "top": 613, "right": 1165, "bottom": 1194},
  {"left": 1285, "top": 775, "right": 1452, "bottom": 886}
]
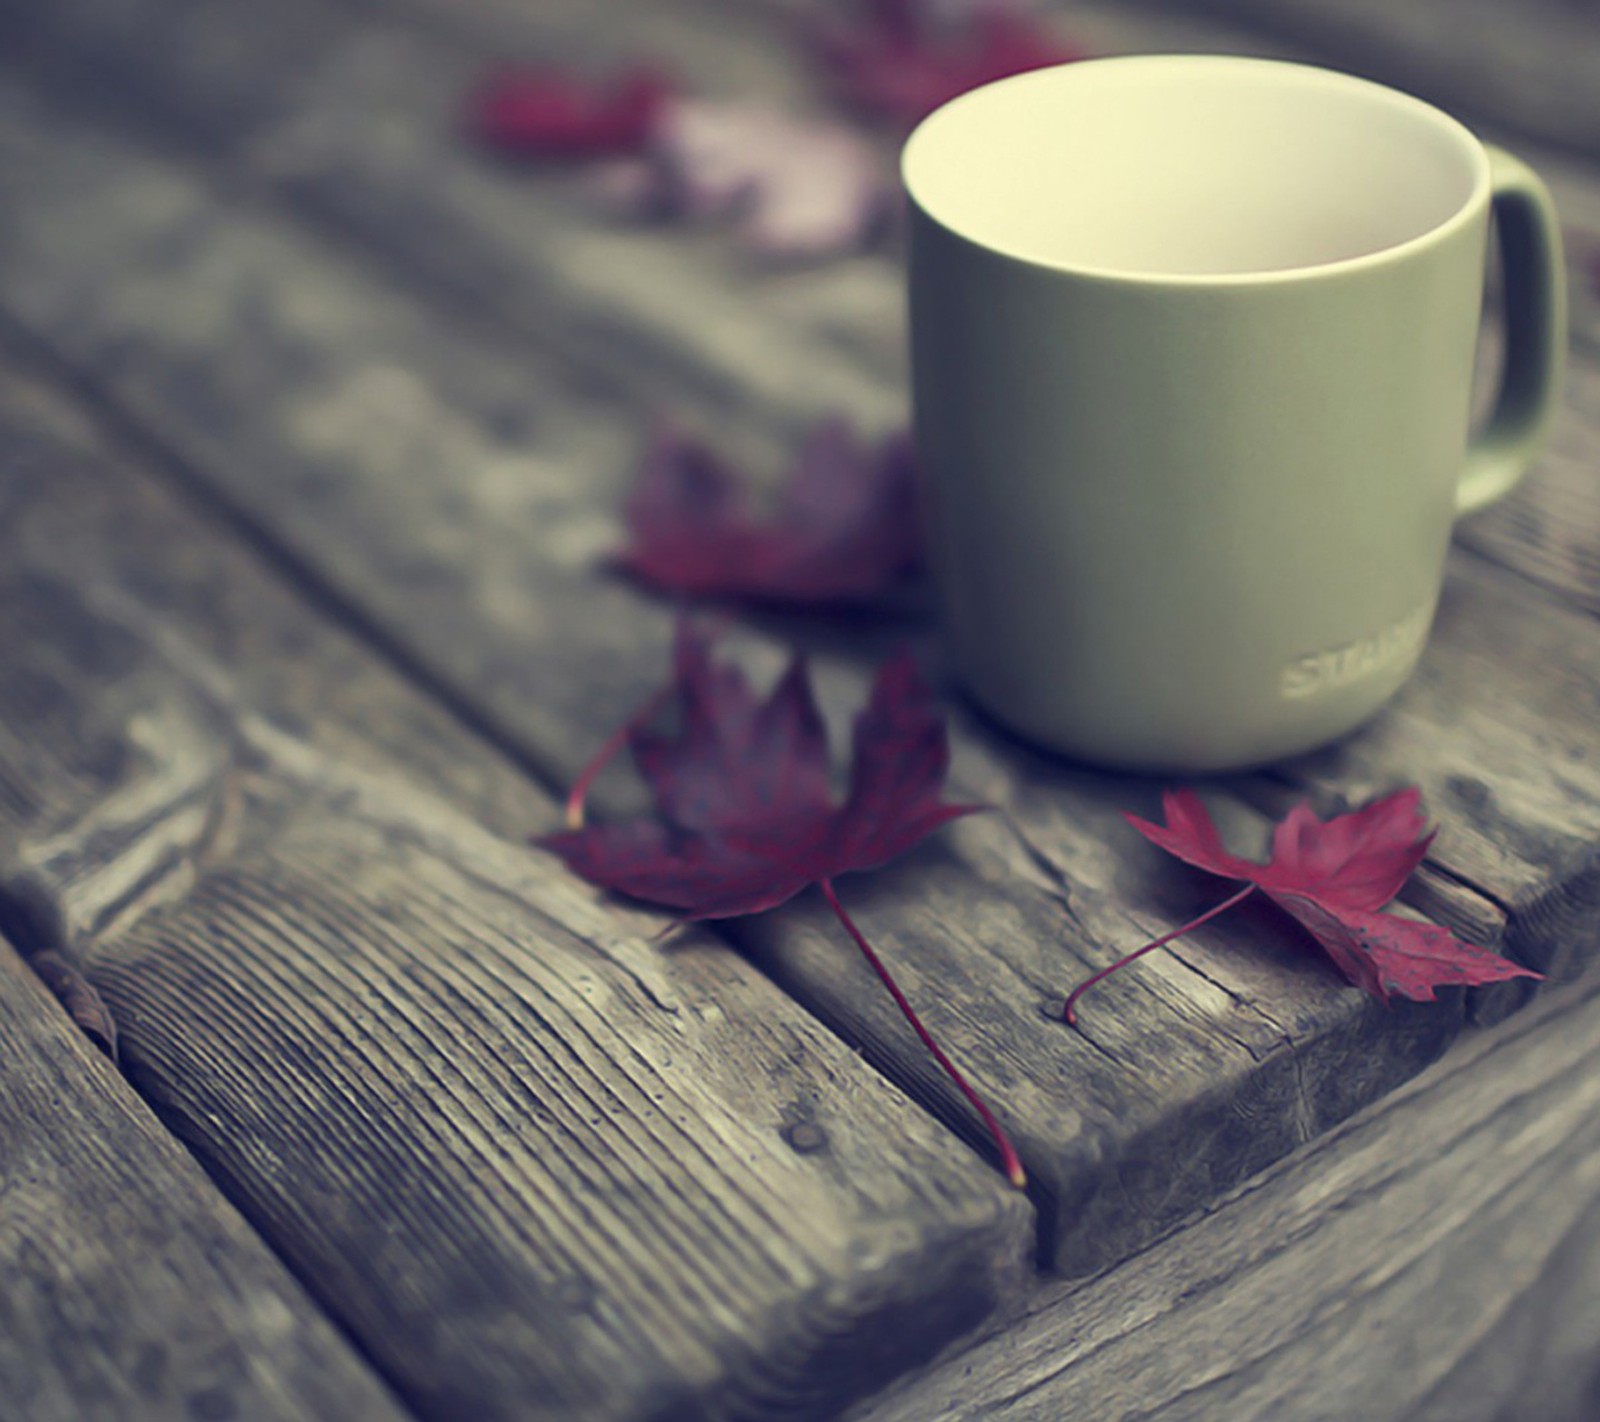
[
  {"left": 1064, "top": 883, "right": 1258, "bottom": 1027},
  {"left": 820, "top": 878, "right": 1027, "bottom": 1190},
  {"left": 565, "top": 682, "right": 677, "bottom": 828}
]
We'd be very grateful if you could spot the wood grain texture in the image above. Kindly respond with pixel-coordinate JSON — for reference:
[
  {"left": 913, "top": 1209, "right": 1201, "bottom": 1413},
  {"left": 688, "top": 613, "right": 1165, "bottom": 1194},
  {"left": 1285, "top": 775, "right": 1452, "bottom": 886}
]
[
  {"left": 0, "top": 362, "right": 1031, "bottom": 1421},
  {"left": 5, "top": 12, "right": 1599, "bottom": 1268},
  {"left": 0, "top": 938, "right": 406, "bottom": 1422},
  {"left": 853, "top": 964, "right": 1600, "bottom": 1422},
  {"left": 0, "top": 55, "right": 1555, "bottom": 1281},
  {"left": 4, "top": 6, "right": 1598, "bottom": 1415}
]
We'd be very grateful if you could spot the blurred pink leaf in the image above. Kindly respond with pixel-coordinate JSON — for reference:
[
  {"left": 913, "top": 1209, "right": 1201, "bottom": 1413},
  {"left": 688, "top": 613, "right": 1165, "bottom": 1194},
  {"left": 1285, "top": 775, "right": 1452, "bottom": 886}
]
[
  {"left": 811, "top": 0, "right": 1086, "bottom": 128},
  {"left": 471, "top": 65, "right": 672, "bottom": 158},
  {"left": 616, "top": 418, "right": 921, "bottom": 604}
]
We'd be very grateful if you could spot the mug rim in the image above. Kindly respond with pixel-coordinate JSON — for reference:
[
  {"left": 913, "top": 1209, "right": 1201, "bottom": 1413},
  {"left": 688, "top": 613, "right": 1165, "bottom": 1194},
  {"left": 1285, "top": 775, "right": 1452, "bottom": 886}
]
[{"left": 901, "top": 54, "right": 1493, "bottom": 288}]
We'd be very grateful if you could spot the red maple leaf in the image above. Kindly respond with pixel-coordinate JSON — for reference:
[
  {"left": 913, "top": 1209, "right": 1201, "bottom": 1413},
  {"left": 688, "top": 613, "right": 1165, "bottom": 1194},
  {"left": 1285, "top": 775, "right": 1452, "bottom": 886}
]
[
  {"left": 1066, "top": 788, "right": 1541, "bottom": 1023},
  {"left": 540, "top": 620, "right": 1024, "bottom": 1186},
  {"left": 811, "top": 0, "right": 1086, "bottom": 129},
  {"left": 471, "top": 65, "right": 671, "bottom": 158},
  {"left": 615, "top": 419, "right": 921, "bottom": 605}
]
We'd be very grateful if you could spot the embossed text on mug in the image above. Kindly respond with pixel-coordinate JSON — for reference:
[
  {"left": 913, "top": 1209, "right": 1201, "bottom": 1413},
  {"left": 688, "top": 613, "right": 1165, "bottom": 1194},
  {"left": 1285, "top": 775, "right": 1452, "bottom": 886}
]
[{"left": 1279, "top": 605, "right": 1433, "bottom": 700}]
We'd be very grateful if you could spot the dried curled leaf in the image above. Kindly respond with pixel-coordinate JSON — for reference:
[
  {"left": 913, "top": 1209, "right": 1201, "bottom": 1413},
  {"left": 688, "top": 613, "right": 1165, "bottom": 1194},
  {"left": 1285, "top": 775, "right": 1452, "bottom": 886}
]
[
  {"left": 811, "top": 0, "right": 1086, "bottom": 129},
  {"left": 33, "top": 950, "right": 118, "bottom": 1062},
  {"left": 616, "top": 418, "right": 921, "bottom": 605}
]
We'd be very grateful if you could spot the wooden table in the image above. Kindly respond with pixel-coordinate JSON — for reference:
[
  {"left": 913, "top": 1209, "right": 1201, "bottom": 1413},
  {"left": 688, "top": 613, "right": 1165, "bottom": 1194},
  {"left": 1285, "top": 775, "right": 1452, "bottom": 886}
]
[{"left": 2, "top": 1, "right": 1599, "bottom": 1419}]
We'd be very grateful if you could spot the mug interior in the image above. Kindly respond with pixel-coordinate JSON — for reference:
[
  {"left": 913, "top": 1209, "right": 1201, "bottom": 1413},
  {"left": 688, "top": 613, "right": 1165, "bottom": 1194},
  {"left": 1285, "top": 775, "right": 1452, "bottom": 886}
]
[{"left": 903, "top": 56, "right": 1487, "bottom": 278}]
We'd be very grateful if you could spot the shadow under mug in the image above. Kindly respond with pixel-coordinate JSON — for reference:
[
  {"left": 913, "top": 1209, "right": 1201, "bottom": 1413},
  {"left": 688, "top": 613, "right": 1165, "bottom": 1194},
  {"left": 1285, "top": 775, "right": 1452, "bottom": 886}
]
[{"left": 904, "top": 55, "right": 1566, "bottom": 773}]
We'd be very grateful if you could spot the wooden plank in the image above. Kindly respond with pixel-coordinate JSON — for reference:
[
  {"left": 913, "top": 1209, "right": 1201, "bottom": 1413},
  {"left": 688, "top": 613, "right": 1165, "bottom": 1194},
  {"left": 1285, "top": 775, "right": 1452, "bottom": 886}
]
[
  {"left": 0, "top": 937, "right": 407, "bottom": 1422},
  {"left": 0, "top": 360, "right": 1031, "bottom": 1419},
  {"left": 0, "top": 62, "right": 1568, "bottom": 1284},
  {"left": 854, "top": 963, "right": 1600, "bottom": 1422},
  {"left": 0, "top": 19, "right": 1587, "bottom": 1273},
  {"left": 243, "top": 0, "right": 1600, "bottom": 1273}
]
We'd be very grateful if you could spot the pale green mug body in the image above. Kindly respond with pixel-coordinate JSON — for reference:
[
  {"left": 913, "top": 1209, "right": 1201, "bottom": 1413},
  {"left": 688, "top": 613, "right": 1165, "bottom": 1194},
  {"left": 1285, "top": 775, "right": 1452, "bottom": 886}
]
[{"left": 904, "top": 55, "right": 1565, "bottom": 772}]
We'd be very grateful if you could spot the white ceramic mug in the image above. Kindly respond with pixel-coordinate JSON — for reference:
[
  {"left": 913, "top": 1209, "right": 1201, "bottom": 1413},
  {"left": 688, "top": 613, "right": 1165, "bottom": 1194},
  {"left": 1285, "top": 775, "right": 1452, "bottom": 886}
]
[{"left": 904, "top": 56, "right": 1566, "bottom": 771}]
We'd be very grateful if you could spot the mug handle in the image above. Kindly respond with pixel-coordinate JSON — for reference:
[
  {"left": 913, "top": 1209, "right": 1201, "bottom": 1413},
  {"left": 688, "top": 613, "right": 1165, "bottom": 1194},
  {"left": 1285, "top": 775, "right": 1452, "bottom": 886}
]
[{"left": 1457, "top": 145, "right": 1567, "bottom": 516}]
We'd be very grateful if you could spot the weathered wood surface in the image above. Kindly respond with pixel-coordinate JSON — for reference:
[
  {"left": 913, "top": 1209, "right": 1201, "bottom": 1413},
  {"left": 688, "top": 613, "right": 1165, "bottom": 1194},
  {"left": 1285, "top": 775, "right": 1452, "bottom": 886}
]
[
  {"left": 4, "top": 0, "right": 1600, "bottom": 610},
  {"left": 0, "top": 56, "right": 1482, "bottom": 1276},
  {"left": 0, "top": 938, "right": 406, "bottom": 1422},
  {"left": 1, "top": 0, "right": 1598, "bottom": 1413},
  {"left": 855, "top": 964, "right": 1600, "bottom": 1422},
  {"left": 0, "top": 359, "right": 1031, "bottom": 1421},
  {"left": 0, "top": 0, "right": 893, "bottom": 435},
  {"left": 1462, "top": 360, "right": 1600, "bottom": 622},
  {"left": 0, "top": 21, "right": 1593, "bottom": 1294}
]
